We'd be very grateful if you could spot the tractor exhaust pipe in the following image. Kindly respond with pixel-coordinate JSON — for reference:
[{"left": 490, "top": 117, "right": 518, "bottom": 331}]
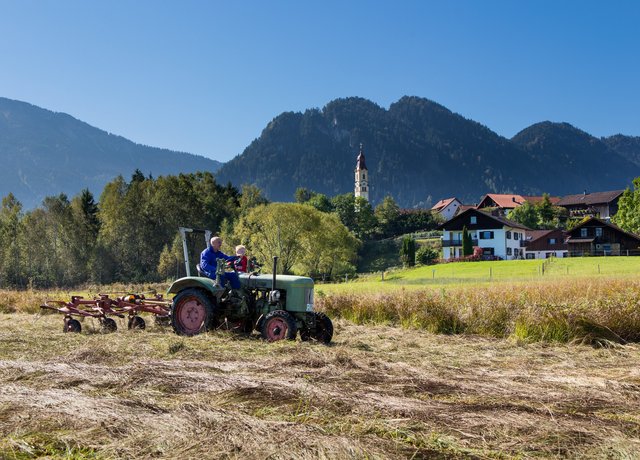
[
  {"left": 269, "top": 256, "right": 280, "bottom": 305},
  {"left": 272, "top": 256, "right": 278, "bottom": 290}
]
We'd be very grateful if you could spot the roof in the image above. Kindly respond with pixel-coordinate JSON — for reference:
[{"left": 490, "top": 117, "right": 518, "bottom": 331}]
[
  {"left": 437, "top": 207, "right": 530, "bottom": 231},
  {"left": 525, "top": 229, "right": 556, "bottom": 242},
  {"left": 431, "top": 197, "right": 457, "bottom": 211},
  {"left": 478, "top": 194, "right": 525, "bottom": 208},
  {"left": 570, "top": 216, "right": 640, "bottom": 242},
  {"left": 355, "top": 144, "right": 367, "bottom": 170},
  {"left": 556, "top": 190, "right": 624, "bottom": 206}
]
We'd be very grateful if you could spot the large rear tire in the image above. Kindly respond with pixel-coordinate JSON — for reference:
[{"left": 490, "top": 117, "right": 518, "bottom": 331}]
[
  {"left": 261, "top": 310, "right": 297, "bottom": 342},
  {"left": 171, "top": 288, "right": 215, "bottom": 336}
]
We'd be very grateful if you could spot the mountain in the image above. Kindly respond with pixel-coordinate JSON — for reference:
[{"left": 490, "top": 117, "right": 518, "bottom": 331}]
[
  {"left": 0, "top": 97, "right": 222, "bottom": 209},
  {"left": 511, "top": 122, "right": 637, "bottom": 194},
  {"left": 602, "top": 134, "right": 640, "bottom": 167},
  {"left": 216, "top": 97, "right": 640, "bottom": 207}
]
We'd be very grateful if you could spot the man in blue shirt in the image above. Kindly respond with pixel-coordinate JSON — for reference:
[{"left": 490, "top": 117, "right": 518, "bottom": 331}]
[{"left": 200, "top": 236, "right": 241, "bottom": 289}]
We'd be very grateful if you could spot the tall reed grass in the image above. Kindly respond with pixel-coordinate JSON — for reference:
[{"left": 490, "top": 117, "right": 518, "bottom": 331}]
[{"left": 318, "top": 278, "right": 640, "bottom": 344}]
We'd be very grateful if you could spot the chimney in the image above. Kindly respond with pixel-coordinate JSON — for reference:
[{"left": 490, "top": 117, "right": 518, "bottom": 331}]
[
  {"left": 512, "top": 197, "right": 516, "bottom": 202},
  {"left": 583, "top": 190, "right": 587, "bottom": 195}
]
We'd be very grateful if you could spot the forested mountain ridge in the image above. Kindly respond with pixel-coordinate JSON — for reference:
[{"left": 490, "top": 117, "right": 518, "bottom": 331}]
[
  {"left": 216, "top": 96, "right": 640, "bottom": 207},
  {"left": 0, "top": 97, "right": 222, "bottom": 208}
]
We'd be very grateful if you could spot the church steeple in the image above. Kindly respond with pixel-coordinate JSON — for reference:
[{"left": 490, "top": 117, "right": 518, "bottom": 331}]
[{"left": 354, "top": 143, "right": 369, "bottom": 202}]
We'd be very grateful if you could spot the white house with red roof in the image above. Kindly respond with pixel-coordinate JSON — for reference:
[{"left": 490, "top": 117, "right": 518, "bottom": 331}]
[{"left": 431, "top": 197, "right": 463, "bottom": 221}]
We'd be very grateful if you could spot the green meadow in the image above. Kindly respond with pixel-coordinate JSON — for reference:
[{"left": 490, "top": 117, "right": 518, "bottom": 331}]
[{"left": 319, "top": 256, "right": 640, "bottom": 295}]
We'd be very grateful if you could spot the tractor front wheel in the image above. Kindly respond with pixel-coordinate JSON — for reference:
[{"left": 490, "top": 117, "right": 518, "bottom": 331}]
[
  {"left": 171, "top": 288, "right": 215, "bottom": 336},
  {"left": 261, "top": 310, "right": 297, "bottom": 342}
]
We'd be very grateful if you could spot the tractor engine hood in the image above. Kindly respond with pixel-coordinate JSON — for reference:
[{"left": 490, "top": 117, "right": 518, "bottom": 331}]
[{"left": 239, "top": 273, "right": 314, "bottom": 291}]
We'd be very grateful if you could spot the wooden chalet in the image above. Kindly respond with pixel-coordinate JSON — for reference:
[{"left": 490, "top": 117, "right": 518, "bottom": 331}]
[
  {"left": 556, "top": 190, "right": 624, "bottom": 219},
  {"left": 565, "top": 217, "right": 640, "bottom": 256}
]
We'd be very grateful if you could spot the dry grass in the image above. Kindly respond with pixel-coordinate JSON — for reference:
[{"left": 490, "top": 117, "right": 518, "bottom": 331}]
[
  {"left": 1, "top": 313, "right": 639, "bottom": 459},
  {"left": 319, "top": 278, "right": 640, "bottom": 345}
]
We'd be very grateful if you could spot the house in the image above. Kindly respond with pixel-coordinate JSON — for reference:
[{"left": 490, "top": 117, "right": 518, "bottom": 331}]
[
  {"left": 565, "top": 217, "right": 640, "bottom": 256},
  {"left": 556, "top": 190, "right": 624, "bottom": 220},
  {"left": 476, "top": 193, "right": 560, "bottom": 217},
  {"left": 522, "top": 229, "right": 568, "bottom": 259},
  {"left": 431, "top": 197, "right": 463, "bottom": 221},
  {"left": 438, "top": 208, "right": 530, "bottom": 260}
]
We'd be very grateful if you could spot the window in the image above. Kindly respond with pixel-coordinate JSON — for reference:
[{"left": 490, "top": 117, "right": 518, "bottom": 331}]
[
  {"left": 479, "top": 231, "right": 494, "bottom": 239},
  {"left": 514, "top": 232, "right": 519, "bottom": 240},
  {"left": 507, "top": 247, "right": 512, "bottom": 255},
  {"left": 526, "top": 253, "right": 535, "bottom": 259},
  {"left": 595, "top": 227, "right": 603, "bottom": 237},
  {"left": 470, "top": 216, "right": 477, "bottom": 224},
  {"left": 580, "top": 228, "right": 588, "bottom": 238},
  {"left": 506, "top": 231, "right": 512, "bottom": 239},
  {"left": 548, "top": 238, "right": 556, "bottom": 244},
  {"left": 514, "top": 248, "right": 520, "bottom": 257}
]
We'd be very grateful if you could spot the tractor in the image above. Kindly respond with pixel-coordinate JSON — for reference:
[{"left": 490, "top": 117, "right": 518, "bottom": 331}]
[{"left": 167, "top": 227, "right": 333, "bottom": 343}]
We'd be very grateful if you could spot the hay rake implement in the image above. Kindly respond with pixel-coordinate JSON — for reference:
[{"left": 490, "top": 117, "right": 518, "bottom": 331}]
[{"left": 40, "top": 293, "right": 171, "bottom": 333}]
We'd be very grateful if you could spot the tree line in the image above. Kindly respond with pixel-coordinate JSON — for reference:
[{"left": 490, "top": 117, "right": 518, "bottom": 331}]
[{"left": 0, "top": 172, "right": 440, "bottom": 288}]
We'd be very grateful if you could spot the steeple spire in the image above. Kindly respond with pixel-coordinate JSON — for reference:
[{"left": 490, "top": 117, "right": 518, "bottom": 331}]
[{"left": 354, "top": 144, "right": 369, "bottom": 202}]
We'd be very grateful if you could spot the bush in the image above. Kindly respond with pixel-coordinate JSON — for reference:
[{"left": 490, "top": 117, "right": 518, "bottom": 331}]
[{"left": 416, "top": 246, "right": 439, "bottom": 265}]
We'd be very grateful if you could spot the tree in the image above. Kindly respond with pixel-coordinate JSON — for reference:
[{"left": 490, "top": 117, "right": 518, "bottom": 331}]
[
  {"left": 234, "top": 203, "right": 357, "bottom": 276},
  {"left": 294, "top": 187, "right": 314, "bottom": 203},
  {"left": 306, "top": 193, "right": 333, "bottom": 213},
  {"left": 416, "top": 246, "right": 439, "bottom": 265},
  {"left": 537, "top": 193, "right": 555, "bottom": 227},
  {"left": 0, "top": 194, "right": 24, "bottom": 286},
  {"left": 462, "top": 225, "right": 473, "bottom": 256},
  {"left": 375, "top": 195, "right": 400, "bottom": 237},
  {"left": 508, "top": 201, "right": 538, "bottom": 229},
  {"left": 612, "top": 177, "right": 640, "bottom": 234},
  {"left": 400, "top": 236, "right": 416, "bottom": 267}
]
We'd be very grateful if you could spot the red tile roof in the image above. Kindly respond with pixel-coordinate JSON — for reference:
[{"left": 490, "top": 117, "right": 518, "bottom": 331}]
[{"left": 431, "top": 197, "right": 456, "bottom": 211}]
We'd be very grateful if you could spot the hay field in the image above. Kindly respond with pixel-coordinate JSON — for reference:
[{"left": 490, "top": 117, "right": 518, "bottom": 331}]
[{"left": 1, "top": 313, "right": 639, "bottom": 459}]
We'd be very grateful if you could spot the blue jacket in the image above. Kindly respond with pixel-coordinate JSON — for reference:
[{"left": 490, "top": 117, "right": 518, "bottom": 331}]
[{"left": 200, "top": 247, "right": 235, "bottom": 279}]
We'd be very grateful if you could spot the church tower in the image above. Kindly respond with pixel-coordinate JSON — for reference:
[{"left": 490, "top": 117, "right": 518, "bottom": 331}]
[{"left": 354, "top": 143, "right": 369, "bottom": 202}]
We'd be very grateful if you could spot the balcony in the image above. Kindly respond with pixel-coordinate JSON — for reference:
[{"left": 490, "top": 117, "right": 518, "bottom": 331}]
[{"left": 442, "top": 239, "right": 479, "bottom": 247}]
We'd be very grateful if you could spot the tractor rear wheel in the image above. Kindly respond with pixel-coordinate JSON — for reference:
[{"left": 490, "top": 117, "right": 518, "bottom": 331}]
[
  {"left": 128, "top": 316, "right": 146, "bottom": 330},
  {"left": 101, "top": 317, "right": 117, "bottom": 333},
  {"left": 301, "top": 312, "right": 333, "bottom": 344},
  {"left": 64, "top": 318, "right": 82, "bottom": 333},
  {"left": 171, "top": 288, "right": 215, "bottom": 336},
  {"left": 261, "top": 310, "right": 297, "bottom": 342}
]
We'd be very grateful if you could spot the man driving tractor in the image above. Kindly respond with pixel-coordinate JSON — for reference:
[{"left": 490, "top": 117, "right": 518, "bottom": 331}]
[{"left": 200, "top": 236, "right": 241, "bottom": 290}]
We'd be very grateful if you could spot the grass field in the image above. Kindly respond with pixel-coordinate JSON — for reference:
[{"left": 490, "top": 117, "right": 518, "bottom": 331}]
[
  {"left": 1, "top": 314, "right": 639, "bottom": 459},
  {"left": 319, "top": 256, "right": 640, "bottom": 295},
  {"left": 1, "top": 257, "right": 640, "bottom": 458}
]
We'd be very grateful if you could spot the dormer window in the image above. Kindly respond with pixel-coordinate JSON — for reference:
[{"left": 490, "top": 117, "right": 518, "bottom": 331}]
[{"left": 470, "top": 216, "right": 477, "bottom": 224}]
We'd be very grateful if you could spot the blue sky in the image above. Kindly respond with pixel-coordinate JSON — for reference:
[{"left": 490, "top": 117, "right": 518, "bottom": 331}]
[{"left": 1, "top": 0, "right": 638, "bottom": 162}]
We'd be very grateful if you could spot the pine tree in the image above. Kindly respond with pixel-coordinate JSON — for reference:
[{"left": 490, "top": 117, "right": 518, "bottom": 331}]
[{"left": 462, "top": 225, "right": 473, "bottom": 256}]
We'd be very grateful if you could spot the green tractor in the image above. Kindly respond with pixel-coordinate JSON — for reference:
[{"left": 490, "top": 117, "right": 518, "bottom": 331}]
[{"left": 167, "top": 228, "right": 333, "bottom": 343}]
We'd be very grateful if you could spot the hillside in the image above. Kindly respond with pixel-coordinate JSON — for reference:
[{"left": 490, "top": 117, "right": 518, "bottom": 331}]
[
  {"left": 603, "top": 134, "right": 640, "bottom": 167},
  {"left": 216, "top": 96, "right": 640, "bottom": 207},
  {"left": 0, "top": 97, "right": 222, "bottom": 208}
]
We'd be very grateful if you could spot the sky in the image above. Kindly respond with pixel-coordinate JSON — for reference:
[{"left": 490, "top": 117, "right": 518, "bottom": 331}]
[{"left": 1, "top": 0, "right": 639, "bottom": 162}]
